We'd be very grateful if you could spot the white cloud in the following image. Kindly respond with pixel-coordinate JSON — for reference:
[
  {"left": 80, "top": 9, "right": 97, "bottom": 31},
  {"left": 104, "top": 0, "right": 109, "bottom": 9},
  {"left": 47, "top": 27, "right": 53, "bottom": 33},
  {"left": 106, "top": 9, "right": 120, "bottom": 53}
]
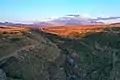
[
  {"left": 80, "top": 13, "right": 96, "bottom": 19},
  {"left": 97, "top": 18, "right": 120, "bottom": 24},
  {"left": 98, "top": 14, "right": 110, "bottom": 18},
  {"left": 81, "top": 13, "right": 91, "bottom": 18}
]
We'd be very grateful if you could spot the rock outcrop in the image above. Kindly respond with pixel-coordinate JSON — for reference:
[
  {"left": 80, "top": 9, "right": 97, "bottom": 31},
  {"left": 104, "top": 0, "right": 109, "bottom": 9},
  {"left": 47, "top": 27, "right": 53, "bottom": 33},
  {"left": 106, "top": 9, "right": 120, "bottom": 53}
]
[{"left": 0, "top": 29, "right": 65, "bottom": 80}]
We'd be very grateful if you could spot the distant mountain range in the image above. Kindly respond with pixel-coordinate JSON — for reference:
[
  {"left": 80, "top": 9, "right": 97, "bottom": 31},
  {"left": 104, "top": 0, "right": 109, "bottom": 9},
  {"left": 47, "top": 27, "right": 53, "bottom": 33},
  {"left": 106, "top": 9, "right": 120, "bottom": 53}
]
[{"left": 0, "top": 15, "right": 120, "bottom": 27}]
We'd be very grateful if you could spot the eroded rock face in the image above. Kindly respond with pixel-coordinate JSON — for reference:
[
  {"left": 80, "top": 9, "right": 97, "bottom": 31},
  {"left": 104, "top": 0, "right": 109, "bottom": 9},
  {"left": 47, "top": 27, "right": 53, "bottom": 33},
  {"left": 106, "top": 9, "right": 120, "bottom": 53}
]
[{"left": 0, "top": 29, "right": 64, "bottom": 80}]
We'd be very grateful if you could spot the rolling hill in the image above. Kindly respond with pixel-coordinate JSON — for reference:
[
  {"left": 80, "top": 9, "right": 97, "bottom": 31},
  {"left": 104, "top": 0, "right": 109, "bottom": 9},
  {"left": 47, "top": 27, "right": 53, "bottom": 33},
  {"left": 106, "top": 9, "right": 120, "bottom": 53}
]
[{"left": 42, "top": 25, "right": 109, "bottom": 37}]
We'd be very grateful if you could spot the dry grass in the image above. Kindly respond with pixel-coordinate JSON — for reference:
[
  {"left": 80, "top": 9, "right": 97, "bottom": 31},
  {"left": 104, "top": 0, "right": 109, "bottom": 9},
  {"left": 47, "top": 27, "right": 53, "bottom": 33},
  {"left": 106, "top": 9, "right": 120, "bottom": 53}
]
[
  {"left": 43, "top": 25, "right": 110, "bottom": 36},
  {"left": 0, "top": 26, "right": 29, "bottom": 35}
]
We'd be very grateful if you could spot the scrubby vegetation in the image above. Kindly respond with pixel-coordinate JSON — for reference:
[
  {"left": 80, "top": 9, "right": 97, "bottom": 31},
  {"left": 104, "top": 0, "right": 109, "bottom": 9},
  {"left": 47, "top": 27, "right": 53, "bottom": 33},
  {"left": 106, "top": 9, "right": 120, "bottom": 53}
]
[
  {"left": 44, "top": 27, "right": 120, "bottom": 80},
  {"left": 0, "top": 26, "right": 120, "bottom": 80}
]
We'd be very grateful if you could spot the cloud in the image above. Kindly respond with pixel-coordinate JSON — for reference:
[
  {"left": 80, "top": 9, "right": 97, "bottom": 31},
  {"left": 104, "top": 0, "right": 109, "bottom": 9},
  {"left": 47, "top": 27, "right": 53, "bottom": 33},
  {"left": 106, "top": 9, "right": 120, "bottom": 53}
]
[
  {"left": 99, "top": 14, "right": 110, "bottom": 18},
  {"left": 80, "top": 13, "right": 91, "bottom": 18},
  {"left": 80, "top": 13, "right": 96, "bottom": 18}
]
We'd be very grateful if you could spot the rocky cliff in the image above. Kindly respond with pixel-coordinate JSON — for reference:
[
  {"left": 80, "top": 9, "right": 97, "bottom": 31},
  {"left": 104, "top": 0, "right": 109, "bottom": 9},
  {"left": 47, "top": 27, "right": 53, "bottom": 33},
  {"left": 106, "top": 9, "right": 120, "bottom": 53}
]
[{"left": 0, "top": 28, "right": 67, "bottom": 80}]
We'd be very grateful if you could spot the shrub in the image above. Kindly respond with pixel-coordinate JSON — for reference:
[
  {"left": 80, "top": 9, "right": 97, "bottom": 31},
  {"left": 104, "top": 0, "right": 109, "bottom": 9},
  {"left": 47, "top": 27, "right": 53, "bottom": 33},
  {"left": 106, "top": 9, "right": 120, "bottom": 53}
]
[{"left": 10, "top": 37, "right": 20, "bottom": 42}]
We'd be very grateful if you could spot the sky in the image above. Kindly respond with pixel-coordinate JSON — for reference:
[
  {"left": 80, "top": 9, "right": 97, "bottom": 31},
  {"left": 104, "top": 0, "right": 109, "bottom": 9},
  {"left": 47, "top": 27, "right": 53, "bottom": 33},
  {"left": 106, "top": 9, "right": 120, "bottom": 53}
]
[{"left": 0, "top": 0, "right": 120, "bottom": 23}]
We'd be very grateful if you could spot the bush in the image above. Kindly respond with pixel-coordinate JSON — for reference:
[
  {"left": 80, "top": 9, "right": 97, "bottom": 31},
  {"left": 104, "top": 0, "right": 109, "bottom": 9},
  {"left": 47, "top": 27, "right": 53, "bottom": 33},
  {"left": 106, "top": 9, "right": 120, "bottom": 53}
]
[
  {"left": 10, "top": 37, "right": 20, "bottom": 42},
  {"left": 3, "top": 31, "right": 8, "bottom": 34}
]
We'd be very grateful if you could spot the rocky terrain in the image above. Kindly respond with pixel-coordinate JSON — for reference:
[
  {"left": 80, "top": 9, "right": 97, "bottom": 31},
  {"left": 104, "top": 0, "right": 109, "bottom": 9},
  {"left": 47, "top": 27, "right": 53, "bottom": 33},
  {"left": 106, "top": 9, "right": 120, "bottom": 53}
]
[
  {"left": 0, "top": 27, "right": 64, "bottom": 80},
  {"left": 0, "top": 26, "right": 120, "bottom": 80},
  {"left": 44, "top": 26, "right": 120, "bottom": 80}
]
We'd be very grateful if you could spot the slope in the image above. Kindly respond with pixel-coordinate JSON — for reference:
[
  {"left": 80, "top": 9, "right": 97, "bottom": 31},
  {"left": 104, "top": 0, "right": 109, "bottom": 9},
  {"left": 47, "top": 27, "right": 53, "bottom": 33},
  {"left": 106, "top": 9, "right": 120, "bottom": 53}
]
[
  {"left": 0, "top": 27, "right": 63, "bottom": 80},
  {"left": 44, "top": 27, "right": 120, "bottom": 80}
]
